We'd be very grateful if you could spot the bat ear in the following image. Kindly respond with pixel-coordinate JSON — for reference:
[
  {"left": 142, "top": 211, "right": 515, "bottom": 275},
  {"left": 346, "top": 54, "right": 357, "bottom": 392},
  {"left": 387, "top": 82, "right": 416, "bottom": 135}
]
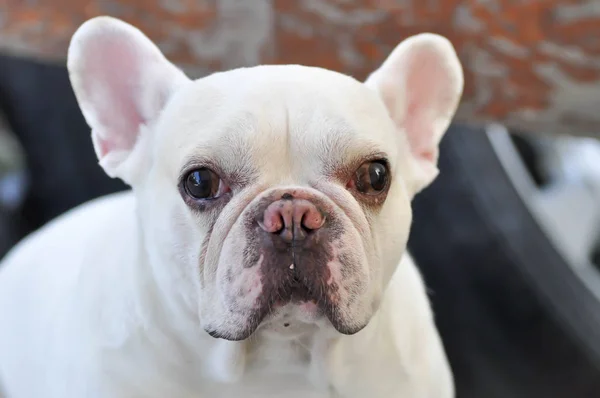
[
  {"left": 365, "top": 33, "right": 464, "bottom": 194},
  {"left": 68, "top": 16, "right": 190, "bottom": 184}
]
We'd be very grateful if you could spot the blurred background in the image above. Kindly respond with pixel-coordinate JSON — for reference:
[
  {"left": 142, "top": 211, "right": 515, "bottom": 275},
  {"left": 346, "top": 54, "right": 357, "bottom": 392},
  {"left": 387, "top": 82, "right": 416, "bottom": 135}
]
[{"left": 1, "top": 1, "right": 600, "bottom": 397}]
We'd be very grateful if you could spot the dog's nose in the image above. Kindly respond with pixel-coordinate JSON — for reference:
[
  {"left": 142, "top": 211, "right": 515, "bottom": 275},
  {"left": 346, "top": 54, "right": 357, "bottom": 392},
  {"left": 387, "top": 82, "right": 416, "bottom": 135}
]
[{"left": 258, "top": 196, "right": 326, "bottom": 242}]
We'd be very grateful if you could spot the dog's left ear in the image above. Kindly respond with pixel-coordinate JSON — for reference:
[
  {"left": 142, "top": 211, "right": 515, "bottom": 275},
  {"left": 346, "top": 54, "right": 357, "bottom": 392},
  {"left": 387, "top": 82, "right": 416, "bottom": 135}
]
[{"left": 365, "top": 33, "right": 463, "bottom": 195}]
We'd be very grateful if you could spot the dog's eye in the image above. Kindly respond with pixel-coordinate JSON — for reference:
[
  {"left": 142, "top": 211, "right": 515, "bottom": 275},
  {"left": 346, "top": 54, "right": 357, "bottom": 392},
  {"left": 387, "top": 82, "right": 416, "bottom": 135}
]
[
  {"left": 353, "top": 161, "right": 389, "bottom": 195},
  {"left": 184, "top": 168, "right": 224, "bottom": 199}
]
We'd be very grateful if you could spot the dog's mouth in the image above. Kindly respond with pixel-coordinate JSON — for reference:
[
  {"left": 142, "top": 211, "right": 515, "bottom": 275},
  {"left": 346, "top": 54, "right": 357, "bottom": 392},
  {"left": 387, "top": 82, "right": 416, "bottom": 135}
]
[
  {"left": 250, "top": 274, "right": 328, "bottom": 338},
  {"left": 285, "top": 273, "right": 317, "bottom": 303},
  {"left": 209, "top": 270, "right": 364, "bottom": 341}
]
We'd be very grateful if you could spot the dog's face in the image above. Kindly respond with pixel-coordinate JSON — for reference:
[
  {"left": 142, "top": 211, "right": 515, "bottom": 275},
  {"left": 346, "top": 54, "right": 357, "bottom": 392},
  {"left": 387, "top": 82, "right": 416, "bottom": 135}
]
[
  {"left": 148, "top": 70, "right": 413, "bottom": 340},
  {"left": 68, "top": 17, "right": 463, "bottom": 341}
]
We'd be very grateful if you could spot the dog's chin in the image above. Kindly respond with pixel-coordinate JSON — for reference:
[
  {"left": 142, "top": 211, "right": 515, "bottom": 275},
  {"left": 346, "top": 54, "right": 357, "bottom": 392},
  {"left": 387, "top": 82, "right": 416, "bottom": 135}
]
[
  {"left": 205, "top": 296, "right": 370, "bottom": 341},
  {"left": 204, "top": 317, "right": 368, "bottom": 342},
  {"left": 205, "top": 326, "right": 256, "bottom": 342}
]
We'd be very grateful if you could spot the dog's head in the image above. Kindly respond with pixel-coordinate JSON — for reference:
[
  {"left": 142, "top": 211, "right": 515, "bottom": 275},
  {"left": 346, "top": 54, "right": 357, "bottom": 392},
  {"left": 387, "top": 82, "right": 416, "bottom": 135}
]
[{"left": 68, "top": 17, "right": 463, "bottom": 341}]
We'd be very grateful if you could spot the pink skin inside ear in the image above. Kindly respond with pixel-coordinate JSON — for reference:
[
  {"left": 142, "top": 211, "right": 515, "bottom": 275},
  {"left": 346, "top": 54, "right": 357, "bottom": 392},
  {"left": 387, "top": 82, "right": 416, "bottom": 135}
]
[
  {"left": 398, "top": 46, "right": 455, "bottom": 164},
  {"left": 80, "top": 35, "right": 146, "bottom": 158}
]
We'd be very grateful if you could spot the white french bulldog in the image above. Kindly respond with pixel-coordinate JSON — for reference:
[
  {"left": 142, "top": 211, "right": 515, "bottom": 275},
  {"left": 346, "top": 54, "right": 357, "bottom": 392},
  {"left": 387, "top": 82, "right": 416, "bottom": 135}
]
[{"left": 0, "top": 17, "right": 463, "bottom": 398}]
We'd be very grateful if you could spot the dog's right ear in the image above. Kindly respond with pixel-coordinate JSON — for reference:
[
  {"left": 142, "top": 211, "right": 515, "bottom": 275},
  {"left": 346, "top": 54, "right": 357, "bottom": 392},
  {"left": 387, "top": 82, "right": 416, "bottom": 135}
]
[{"left": 68, "top": 16, "right": 190, "bottom": 184}]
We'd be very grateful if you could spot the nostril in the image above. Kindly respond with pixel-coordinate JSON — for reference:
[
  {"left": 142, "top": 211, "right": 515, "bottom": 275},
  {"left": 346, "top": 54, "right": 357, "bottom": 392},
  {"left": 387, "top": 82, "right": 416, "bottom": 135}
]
[
  {"left": 301, "top": 211, "right": 326, "bottom": 232},
  {"left": 300, "top": 214, "right": 316, "bottom": 235},
  {"left": 273, "top": 220, "right": 284, "bottom": 235},
  {"left": 273, "top": 212, "right": 285, "bottom": 233},
  {"left": 257, "top": 211, "right": 284, "bottom": 234}
]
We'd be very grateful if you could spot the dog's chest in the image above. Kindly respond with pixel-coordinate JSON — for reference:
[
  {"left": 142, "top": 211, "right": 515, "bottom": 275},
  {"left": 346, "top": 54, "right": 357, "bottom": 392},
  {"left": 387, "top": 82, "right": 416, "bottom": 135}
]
[
  {"left": 114, "top": 334, "right": 334, "bottom": 398},
  {"left": 202, "top": 336, "right": 333, "bottom": 397},
  {"left": 233, "top": 338, "right": 331, "bottom": 397},
  {"left": 201, "top": 375, "right": 332, "bottom": 398}
]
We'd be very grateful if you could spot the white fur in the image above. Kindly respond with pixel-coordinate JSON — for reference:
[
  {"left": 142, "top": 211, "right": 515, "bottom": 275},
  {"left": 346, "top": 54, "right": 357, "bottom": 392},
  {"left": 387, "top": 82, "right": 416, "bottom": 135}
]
[{"left": 0, "top": 17, "right": 463, "bottom": 398}]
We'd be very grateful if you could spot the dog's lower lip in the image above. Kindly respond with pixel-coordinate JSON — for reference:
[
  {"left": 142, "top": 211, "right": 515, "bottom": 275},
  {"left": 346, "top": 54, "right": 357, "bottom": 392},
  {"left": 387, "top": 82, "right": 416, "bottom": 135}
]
[{"left": 288, "top": 282, "right": 313, "bottom": 302}]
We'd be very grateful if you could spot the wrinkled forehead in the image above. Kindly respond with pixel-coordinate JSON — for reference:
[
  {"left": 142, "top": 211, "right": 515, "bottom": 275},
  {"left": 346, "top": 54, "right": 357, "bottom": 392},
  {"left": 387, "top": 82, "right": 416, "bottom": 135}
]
[{"left": 155, "top": 65, "right": 400, "bottom": 182}]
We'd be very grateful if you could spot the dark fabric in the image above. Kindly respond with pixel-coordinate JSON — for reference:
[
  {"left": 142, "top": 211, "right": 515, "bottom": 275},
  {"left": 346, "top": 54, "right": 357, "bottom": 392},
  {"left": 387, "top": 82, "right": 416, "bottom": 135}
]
[{"left": 0, "top": 54, "right": 127, "bottom": 259}]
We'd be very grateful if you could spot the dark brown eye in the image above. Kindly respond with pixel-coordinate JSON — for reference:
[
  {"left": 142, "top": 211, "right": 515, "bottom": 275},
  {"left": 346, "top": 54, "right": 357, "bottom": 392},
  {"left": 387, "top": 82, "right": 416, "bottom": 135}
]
[
  {"left": 184, "top": 168, "right": 223, "bottom": 199},
  {"left": 354, "top": 161, "right": 389, "bottom": 195}
]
